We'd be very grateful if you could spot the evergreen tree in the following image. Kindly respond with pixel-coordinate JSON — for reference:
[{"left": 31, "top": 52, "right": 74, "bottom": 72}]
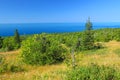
[
  {"left": 82, "top": 17, "right": 94, "bottom": 50},
  {"left": 0, "top": 36, "right": 3, "bottom": 48},
  {"left": 14, "top": 29, "right": 20, "bottom": 48}
]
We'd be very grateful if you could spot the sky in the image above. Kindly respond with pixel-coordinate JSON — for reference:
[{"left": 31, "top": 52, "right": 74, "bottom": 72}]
[{"left": 0, "top": 0, "right": 120, "bottom": 23}]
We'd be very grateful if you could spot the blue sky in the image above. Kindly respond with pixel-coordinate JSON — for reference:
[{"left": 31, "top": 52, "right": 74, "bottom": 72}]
[{"left": 0, "top": 0, "right": 120, "bottom": 23}]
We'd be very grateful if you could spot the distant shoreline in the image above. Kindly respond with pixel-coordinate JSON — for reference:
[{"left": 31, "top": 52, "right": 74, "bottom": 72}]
[{"left": 0, "top": 23, "right": 120, "bottom": 36}]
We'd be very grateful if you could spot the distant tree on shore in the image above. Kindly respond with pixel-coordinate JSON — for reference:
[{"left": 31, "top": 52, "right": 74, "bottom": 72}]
[
  {"left": 82, "top": 17, "right": 94, "bottom": 50},
  {"left": 0, "top": 36, "right": 3, "bottom": 48},
  {"left": 14, "top": 29, "right": 21, "bottom": 48},
  {"left": 2, "top": 29, "right": 21, "bottom": 51}
]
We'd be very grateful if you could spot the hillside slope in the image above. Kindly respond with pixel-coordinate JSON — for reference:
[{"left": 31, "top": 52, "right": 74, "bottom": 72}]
[{"left": 0, "top": 41, "right": 120, "bottom": 80}]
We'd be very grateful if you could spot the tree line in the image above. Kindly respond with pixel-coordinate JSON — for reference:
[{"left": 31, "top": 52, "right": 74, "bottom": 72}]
[
  {"left": 0, "top": 29, "right": 21, "bottom": 51},
  {"left": 1, "top": 18, "right": 120, "bottom": 65}
]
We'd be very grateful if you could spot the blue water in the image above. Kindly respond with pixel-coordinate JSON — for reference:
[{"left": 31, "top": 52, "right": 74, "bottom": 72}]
[{"left": 0, "top": 23, "right": 120, "bottom": 36}]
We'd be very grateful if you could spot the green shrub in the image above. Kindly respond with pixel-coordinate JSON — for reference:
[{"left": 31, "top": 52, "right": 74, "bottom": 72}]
[
  {"left": 94, "top": 42, "right": 104, "bottom": 49},
  {"left": 21, "top": 34, "right": 67, "bottom": 65},
  {"left": 9, "top": 64, "right": 24, "bottom": 72},
  {"left": 2, "top": 30, "right": 21, "bottom": 51},
  {"left": 2, "top": 37, "right": 19, "bottom": 51},
  {"left": 0, "top": 36, "right": 3, "bottom": 48},
  {"left": 0, "top": 54, "right": 5, "bottom": 64},
  {"left": 33, "top": 70, "right": 67, "bottom": 80},
  {"left": 67, "top": 64, "right": 119, "bottom": 80},
  {"left": 0, "top": 63, "right": 8, "bottom": 73},
  {"left": 0, "top": 55, "right": 24, "bottom": 73},
  {"left": 0, "top": 63, "right": 24, "bottom": 73}
]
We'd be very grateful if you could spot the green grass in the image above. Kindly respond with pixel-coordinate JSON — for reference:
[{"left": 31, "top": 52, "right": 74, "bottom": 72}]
[
  {"left": 67, "top": 64, "right": 120, "bottom": 80},
  {"left": 0, "top": 41, "right": 120, "bottom": 80}
]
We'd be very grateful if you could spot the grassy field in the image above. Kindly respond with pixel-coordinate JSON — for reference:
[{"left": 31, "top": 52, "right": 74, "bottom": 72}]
[{"left": 1, "top": 41, "right": 120, "bottom": 80}]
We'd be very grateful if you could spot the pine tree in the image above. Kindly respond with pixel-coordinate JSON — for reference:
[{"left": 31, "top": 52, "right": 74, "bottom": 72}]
[
  {"left": 82, "top": 17, "right": 94, "bottom": 50},
  {"left": 0, "top": 36, "right": 3, "bottom": 48},
  {"left": 14, "top": 29, "right": 20, "bottom": 48}
]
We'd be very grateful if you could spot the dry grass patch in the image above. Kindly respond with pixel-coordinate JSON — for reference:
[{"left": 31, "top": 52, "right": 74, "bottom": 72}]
[{"left": 1, "top": 41, "right": 120, "bottom": 80}]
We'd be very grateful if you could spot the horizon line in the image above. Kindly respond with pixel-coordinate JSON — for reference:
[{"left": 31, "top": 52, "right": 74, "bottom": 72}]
[{"left": 1, "top": 22, "right": 120, "bottom": 24}]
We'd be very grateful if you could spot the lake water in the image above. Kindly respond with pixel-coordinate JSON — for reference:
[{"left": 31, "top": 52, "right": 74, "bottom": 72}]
[{"left": 0, "top": 22, "right": 120, "bottom": 36}]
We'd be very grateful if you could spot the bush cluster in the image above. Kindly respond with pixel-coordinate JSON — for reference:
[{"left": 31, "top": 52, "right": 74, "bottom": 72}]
[
  {"left": 2, "top": 37, "right": 20, "bottom": 51},
  {"left": 20, "top": 34, "right": 67, "bottom": 65},
  {"left": 0, "top": 55, "right": 24, "bottom": 73},
  {"left": 67, "top": 64, "right": 120, "bottom": 80},
  {"left": 0, "top": 63, "right": 24, "bottom": 73},
  {"left": 1, "top": 28, "right": 120, "bottom": 52},
  {"left": 20, "top": 28, "right": 120, "bottom": 65},
  {"left": 0, "top": 29, "right": 21, "bottom": 51}
]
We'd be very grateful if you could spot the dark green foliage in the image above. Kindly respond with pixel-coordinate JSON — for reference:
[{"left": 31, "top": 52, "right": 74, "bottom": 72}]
[
  {"left": 82, "top": 31, "right": 94, "bottom": 50},
  {"left": 0, "top": 63, "right": 24, "bottom": 73},
  {"left": 1, "top": 27, "right": 120, "bottom": 53},
  {"left": 9, "top": 64, "right": 24, "bottom": 72},
  {"left": 94, "top": 42, "right": 103, "bottom": 49},
  {"left": 2, "top": 27, "right": 120, "bottom": 52},
  {"left": 94, "top": 28, "right": 120, "bottom": 42},
  {"left": 20, "top": 28, "right": 120, "bottom": 65},
  {"left": 67, "top": 64, "right": 120, "bottom": 80},
  {"left": 80, "top": 18, "right": 94, "bottom": 50},
  {"left": 114, "top": 29, "right": 120, "bottom": 41},
  {"left": 1, "top": 29, "right": 21, "bottom": 51},
  {"left": 0, "top": 36, "right": 3, "bottom": 48},
  {"left": 85, "top": 17, "right": 93, "bottom": 31},
  {"left": 21, "top": 34, "right": 67, "bottom": 65},
  {"left": 76, "top": 37, "right": 81, "bottom": 50},
  {"left": 2, "top": 37, "right": 16, "bottom": 51},
  {"left": 14, "top": 29, "right": 21, "bottom": 49},
  {"left": 0, "top": 54, "right": 5, "bottom": 64},
  {"left": 2, "top": 36, "right": 21, "bottom": 51}
]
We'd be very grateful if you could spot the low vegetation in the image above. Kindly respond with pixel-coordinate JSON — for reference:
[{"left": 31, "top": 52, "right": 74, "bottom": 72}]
[
  {"left": 20, "top": 34, "right": 67, "bottom": 65},
  {"left": 1, "top": 19, "right": 120, "bottom": 79},
  {"left": 67, "top": 64, "right": 120, "bottom": 80},
  {"left": 0, "top": 41, "right": 120, "bottom": 80}
]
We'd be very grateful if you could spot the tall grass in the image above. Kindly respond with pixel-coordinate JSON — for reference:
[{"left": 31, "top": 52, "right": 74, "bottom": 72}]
[{"left": 67, "top": 64, "right": 120, "bottom": 80}]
